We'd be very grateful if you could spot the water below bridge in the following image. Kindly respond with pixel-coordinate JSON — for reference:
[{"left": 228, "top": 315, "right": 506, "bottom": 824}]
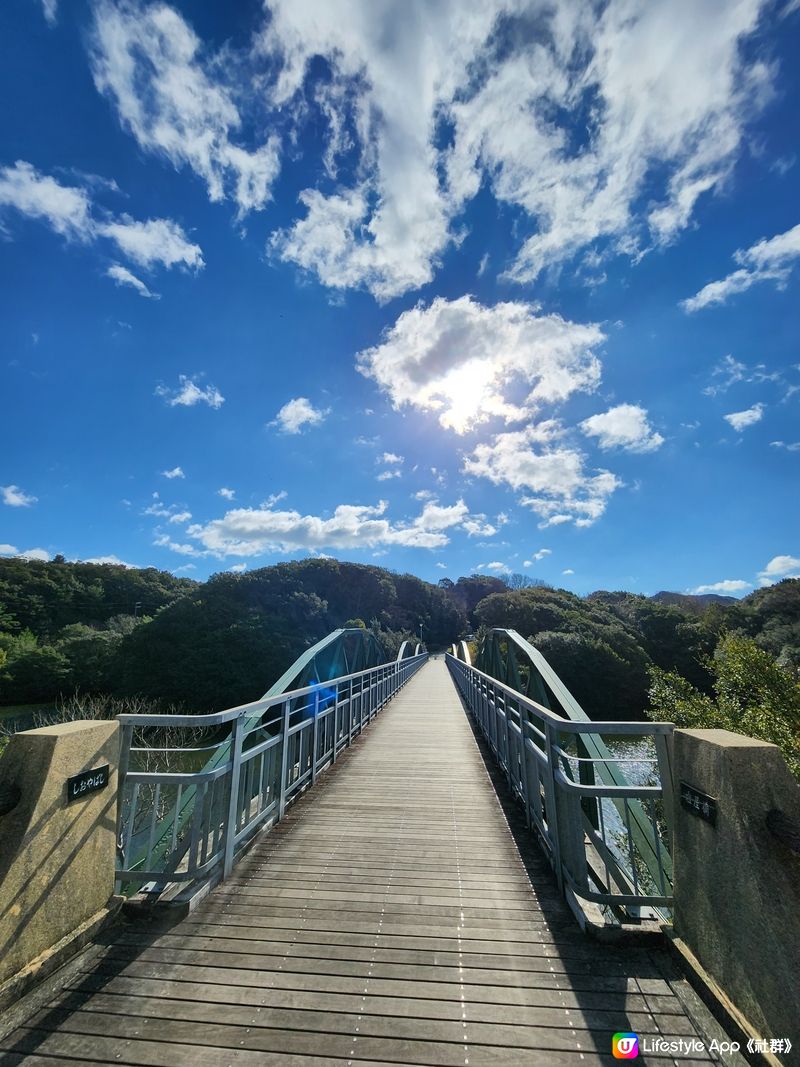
[{"left": 1, "top": 659, "right": 717, "bottom": 1065}]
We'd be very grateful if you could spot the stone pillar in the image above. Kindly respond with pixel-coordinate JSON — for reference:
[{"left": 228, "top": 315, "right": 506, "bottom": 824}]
[
  {"left": 0, "top": 720, "right": 120, "bottom": 1002},
  {"left": 672, "top": 728, "right": 800, "bottom": 1051}
]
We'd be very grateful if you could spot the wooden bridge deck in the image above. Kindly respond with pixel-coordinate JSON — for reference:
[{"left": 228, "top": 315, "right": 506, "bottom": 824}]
[{"left": 1, "top": 659, "right": 715, "bottom": 1066}]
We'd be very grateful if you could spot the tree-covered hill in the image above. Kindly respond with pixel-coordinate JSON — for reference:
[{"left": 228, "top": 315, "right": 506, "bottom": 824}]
[
  {"left": 0, "top": 556, "right": 196, "bottom": 636},
  {"left": 114, "top": 560, "right": 464, "bottom": 709},
  {"left": 1, "top": 556, "right": 798, "bottom": 724}
]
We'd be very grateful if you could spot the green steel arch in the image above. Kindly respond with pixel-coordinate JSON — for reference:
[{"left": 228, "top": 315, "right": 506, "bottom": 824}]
[
  {"left": 123, "top": 628, "right": 391, "bottom": 888},
  {"left": 264, "top": 628, "right": 387, "bottom": 698}
]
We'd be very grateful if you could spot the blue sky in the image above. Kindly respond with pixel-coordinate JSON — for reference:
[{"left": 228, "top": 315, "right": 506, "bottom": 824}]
[{"left": 1, "top": 0, "right": 799, "bottom": 597}]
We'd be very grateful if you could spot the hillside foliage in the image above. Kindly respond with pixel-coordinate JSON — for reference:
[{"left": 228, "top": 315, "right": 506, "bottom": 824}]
[{"left": 1, "top": 558, "right": 798, "bottom": 750}]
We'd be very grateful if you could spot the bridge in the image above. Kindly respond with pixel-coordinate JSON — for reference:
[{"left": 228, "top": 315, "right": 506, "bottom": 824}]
[{"left": 0, "top": 631, "right": 798, "bottom": 1064}]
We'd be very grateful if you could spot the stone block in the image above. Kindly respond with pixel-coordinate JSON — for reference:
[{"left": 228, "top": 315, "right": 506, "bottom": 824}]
[{"left": 0, "top": 720, "right": 119, "bottom": 987}]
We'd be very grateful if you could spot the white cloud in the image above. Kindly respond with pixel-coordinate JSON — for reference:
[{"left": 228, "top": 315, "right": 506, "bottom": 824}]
[
  {"left": 91, "top": 0, "right": 281, "bottom": 218},
  {"left": 2, "top": 484, "right": 37, "bottom": 507},
  {"left": 758, "top": 554, "right": 800, "bottom": 586},
  {"left": 218, "top": 487, "right": 236, "bottom": 500},
  {"left": 100, "top": 216, "right": 203, "bottom": 271},
  {"left": 41, "top": 0, "right": 58, "bottom": 25},
  {"left": 264, "top": 490, "right": 288, "bottom": 507},
  {"left": 0, "top": 160, "right": 203, "bottom": 284},
  {"left": 523, "top": 548, "right": 551, "bottom": 566},
  {"left": 690, "top": 579, "right": 752, "bottom": 594},
  {"left": 464, "top": 427, "right": 621, "bottom": 528},
  {"left": 435, "top": 562, "right": 447, "bottom": 569},
  {"left": 156, "top": 375, "right": 225, "bottom": 409},
  {"left": 83, "top": 554, "right": 137, "bottom": 567},
  {"left": 357, "top": 296, "right": 603, "bottom": 433},
  {"left": 184, "top": 498, "right": 470, "bottom": 557},
  {"left": 723, "top": 403, "right": 765, "bottom": 431},
  {"left": 168, "top": 511, "right": 192, "bottom": 524},
  {"left": 380, "top": 452, "right": 404, "bottom": 465},
  {"left": 483, "top": 561, "right": 509, "bottom": 573},
  {"left": 0, "top": 544, "right": 51, "bottom": 561},
  {"left": 153, "top": 533, "right": 202, "bottom": 556},
  {"left": 376, "top": 469, "right": 401, "bottom": 481},
  {"left": 272, "top": 397, "right": 329, "bottom": 434},
  {"left": 770, "top": 440, "right": 800, "bottom": 452},
  {"left": 0, "top": 160, "right": 93, "bottom": 239},
  {"left": 462, "top": 516, "right": 497, "bottom": 538},
  {"left": 580, "top": 404, "right": 664, "bottom": 453},
  {"left": 229, "top": 562, "right": 247, "bottom": 573},
  {"left": 683, "top": 223, "right": 800, "bottom": 312},
  {"left": 262, "top": 1, "right": 771, "bottom": 298},
  {"left": 18, "top": 547, "right": 51, "bottom": 562},
  {"left": 562, "top": 568, "right": 575, "bottom": 575},
  {"left": 107, "top": 264, "right": 159, "bottom": 298},
  {"left": 161, "top": 466, "right": 185, "bottom": 479}
]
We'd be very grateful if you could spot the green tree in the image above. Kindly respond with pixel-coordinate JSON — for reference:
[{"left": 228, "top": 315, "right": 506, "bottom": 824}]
[{"left": 647, "top": 633, "right": 800, "bottom": 778}]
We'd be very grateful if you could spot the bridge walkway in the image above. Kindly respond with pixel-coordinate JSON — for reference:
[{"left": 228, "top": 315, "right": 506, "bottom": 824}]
[{"left": 1, "top": 659, "right": 713, "bottom": 1066}]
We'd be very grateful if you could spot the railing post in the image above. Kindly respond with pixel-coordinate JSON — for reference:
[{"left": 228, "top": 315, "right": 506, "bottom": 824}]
[
  {"left": 115, "top": 722, "right": 134, "bottom": 877},
  {"left": 311, "top": 689, "right": 320, "bottom": 784},
  {"left": 223, "top": 712, "right": 245, "bottom": 879},
  {"left": 278, "top": 698, "right": 292, "bottom": 822},
  {"left": 332, "top": 683, "right": 340, "bottom": 764},
  {"left": 543, "top": 722, "right": 564, "bottom": 893},
  {"left": 654, "top": 730, "right": 675, "bottom": 850}
]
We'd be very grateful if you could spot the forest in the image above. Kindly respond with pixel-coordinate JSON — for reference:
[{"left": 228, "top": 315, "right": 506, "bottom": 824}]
[{"left": 1, "top": 555, "right": 798, "bottom": 772}]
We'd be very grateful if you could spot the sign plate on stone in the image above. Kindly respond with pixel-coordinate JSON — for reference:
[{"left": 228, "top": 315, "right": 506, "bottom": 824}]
[
  {"left": 679, "top": 780, "right": 717, "bottom": 826},
  {"left": 67, "top": 765, "right": 110, "bottom": 803}
]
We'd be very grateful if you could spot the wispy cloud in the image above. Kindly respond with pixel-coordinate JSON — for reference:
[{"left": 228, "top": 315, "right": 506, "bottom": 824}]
[
  {"left": 523, "top": 548, "right": 551, "bottom": 566},
  {"left": 723, "top": 403, "right": 765, "bottom": 431},
  {"left": 0, "top": 160, "right": 203, "bottom": 283},
  {"left": 218, "top": 487, "right": 235, "bottom": 500},
  {"left": 107, "top": 264, "right": 159, "bottom": 299},
  {"left": 100, "top": 216, "right": 203, "bottom": 271},
  {"left": 683, "top": 223, "right": 800, "bottom": 312},
  {"left": 2, "top": 484, "right": 37, "bottom": 507},
  {"left": 156, "top": 375, "right": 225, "bottom": 409},
  {"left": 161, "top": 466, "right": 185, "bottom": 479},
  {"left": 90, "top": 0, "right": 281, "bottom": 218},
  {"left": 40, "top": 0, "right": 58, "bottom": 25}
]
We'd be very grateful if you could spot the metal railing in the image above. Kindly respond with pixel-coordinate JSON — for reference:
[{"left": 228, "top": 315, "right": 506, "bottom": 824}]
[
  {"left": 446, "top": 654, "right": 674, "bottom": 923},
  {"left": 116, "top": 653, "right": 427, "bottom": 894}
]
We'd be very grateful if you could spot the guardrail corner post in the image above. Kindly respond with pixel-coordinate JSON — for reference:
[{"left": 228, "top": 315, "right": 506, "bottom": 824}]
[{"left": 223, "top": 712, "right": 245, "bottom": 880}]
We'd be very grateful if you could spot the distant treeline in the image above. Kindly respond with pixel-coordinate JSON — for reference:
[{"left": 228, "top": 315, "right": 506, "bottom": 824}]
[{"left": 1, "top": 557, "right": 798, "bottom": 731}]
